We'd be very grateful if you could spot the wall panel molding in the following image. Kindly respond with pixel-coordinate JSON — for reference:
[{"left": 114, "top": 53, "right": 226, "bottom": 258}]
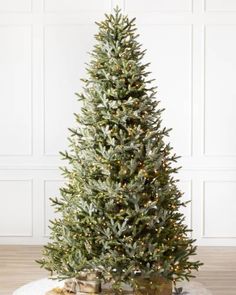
[
  {"left": 124, "top": 0, "right": 192, "bottom": 12},
  {"left": 0, "top": 0, "right": 32, "bottom": 12},
  {"left": 204, "top": 0, "right": 236, "bottom": 12},
  {"left": 0, "top": 25, "right": 33, "bottom": 156},
  {"left": 0, "top": 179, "right": 33, "bottom": 237},
  {"left": 43, "top": 24, "right": 96, "bottom": 156},
  {"left": 44, "top": 0, "right": 112, "bottom": 13},
  {"left": 202, "top": 180, "right": 236, "bottom": 238},
  {"left": 203, "top": 25, "right": 236, "bottom": 157}
]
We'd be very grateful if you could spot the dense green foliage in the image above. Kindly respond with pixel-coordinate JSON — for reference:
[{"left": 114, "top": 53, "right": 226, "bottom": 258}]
[{"left": 38, "top": 8, "right": 202, "bottom": 289}]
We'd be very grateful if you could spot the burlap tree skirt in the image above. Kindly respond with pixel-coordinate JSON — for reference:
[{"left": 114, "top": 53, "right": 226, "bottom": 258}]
[{"left": 12, "top": 278, "right": 212, "bottom": 295}]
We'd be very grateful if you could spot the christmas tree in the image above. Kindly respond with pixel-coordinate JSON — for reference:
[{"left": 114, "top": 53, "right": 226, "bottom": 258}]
[{"left": 38, "top": 7, "right": 202, "bottom": 292}]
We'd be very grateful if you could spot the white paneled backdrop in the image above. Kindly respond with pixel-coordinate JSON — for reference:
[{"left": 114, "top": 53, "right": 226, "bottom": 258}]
[{"left": 0, "top": 0, "right": 236, "bottom": 245}]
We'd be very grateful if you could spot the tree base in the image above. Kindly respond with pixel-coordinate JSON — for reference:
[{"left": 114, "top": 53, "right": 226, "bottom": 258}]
[
  {"left": 46, "top": 280, "right": 172, "bottom": 294},
  {"left": 133, "top": 274, "right": 172, "bottom": 295}
]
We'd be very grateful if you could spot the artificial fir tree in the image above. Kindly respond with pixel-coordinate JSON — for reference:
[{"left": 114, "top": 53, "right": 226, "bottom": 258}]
[{"left": 38, "top": 8, "right": 202, "bottom": 293}]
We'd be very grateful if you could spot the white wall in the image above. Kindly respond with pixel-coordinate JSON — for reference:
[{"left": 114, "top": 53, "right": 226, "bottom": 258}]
[{"left": 0, "top": 0, "right": 235, "bottom": 245}]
